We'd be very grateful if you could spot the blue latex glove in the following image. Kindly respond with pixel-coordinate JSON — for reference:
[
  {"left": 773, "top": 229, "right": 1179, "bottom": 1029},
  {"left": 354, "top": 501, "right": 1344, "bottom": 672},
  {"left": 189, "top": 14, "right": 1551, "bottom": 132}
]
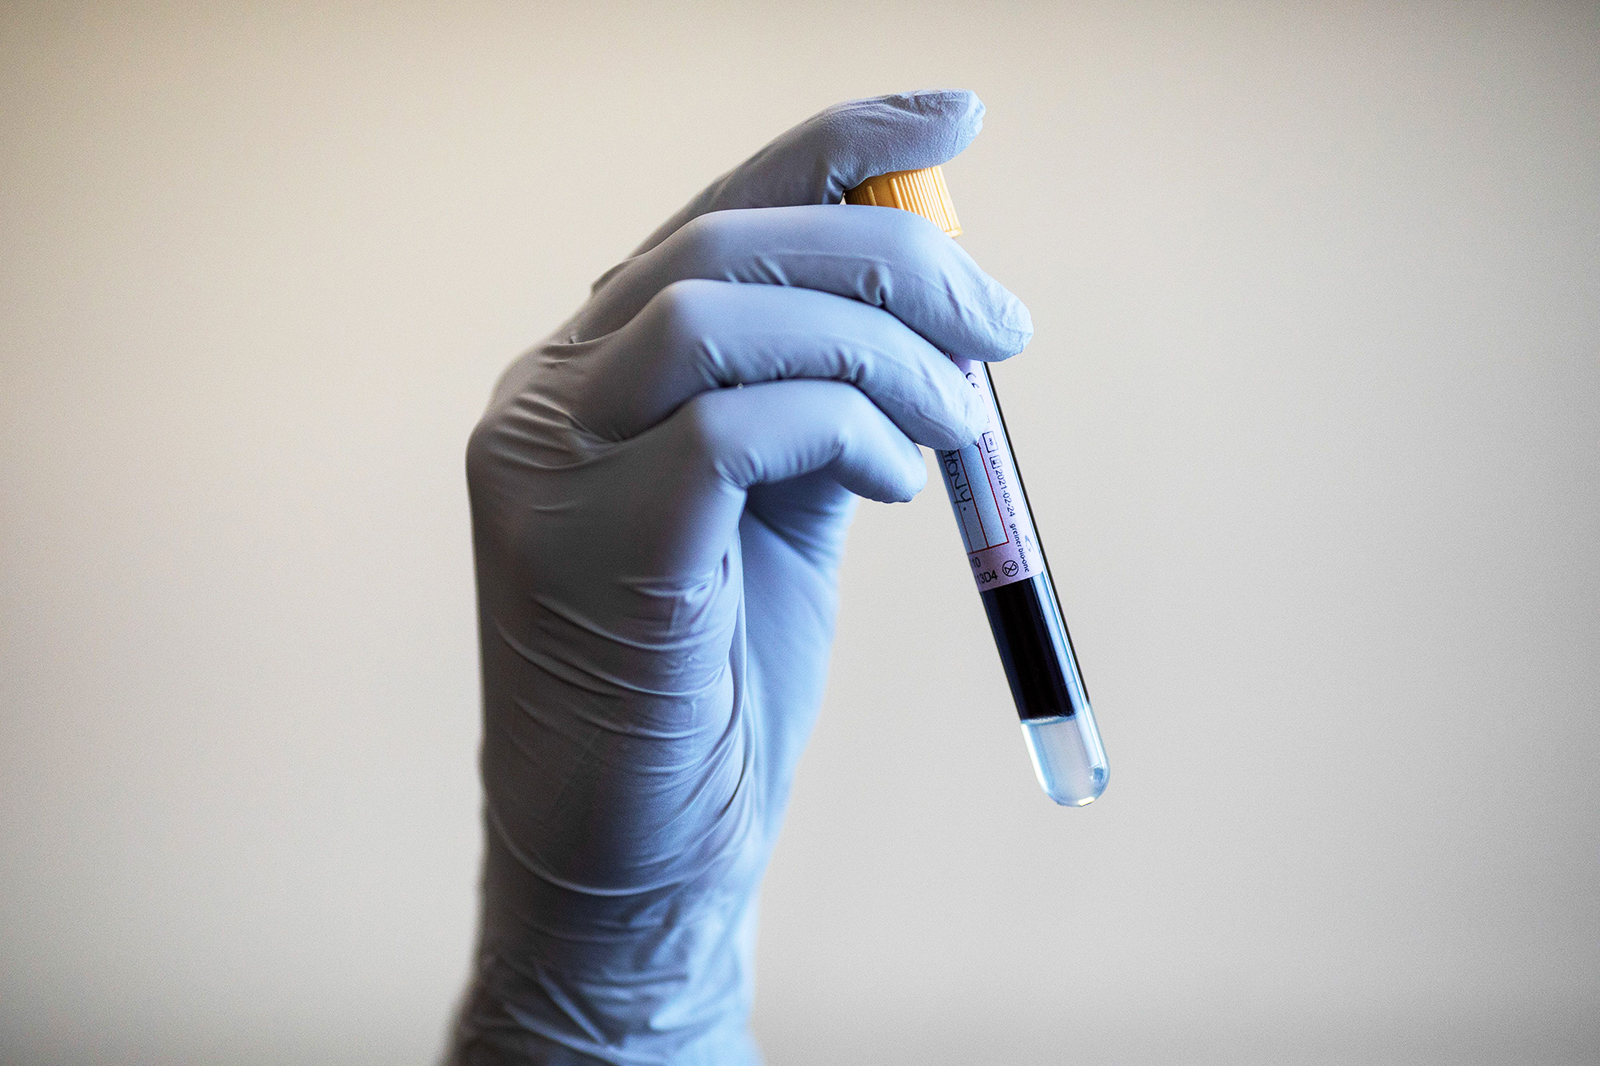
[{"left": 450, "top": 90, "right": 1032, "bottom": 1065}]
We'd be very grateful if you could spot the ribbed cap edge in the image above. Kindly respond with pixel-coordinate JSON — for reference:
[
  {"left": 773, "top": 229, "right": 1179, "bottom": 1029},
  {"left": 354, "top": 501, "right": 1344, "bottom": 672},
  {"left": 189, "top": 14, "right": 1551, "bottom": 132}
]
[{"left": 844, "top": 165, "right": 962, "bottom": 237}]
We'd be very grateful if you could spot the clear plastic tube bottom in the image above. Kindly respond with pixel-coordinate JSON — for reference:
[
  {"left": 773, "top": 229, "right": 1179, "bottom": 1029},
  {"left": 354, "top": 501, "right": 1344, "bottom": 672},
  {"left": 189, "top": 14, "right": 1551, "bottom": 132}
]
[{"left": 1021, "top": 712, "right": 1110, "bottom": 806}]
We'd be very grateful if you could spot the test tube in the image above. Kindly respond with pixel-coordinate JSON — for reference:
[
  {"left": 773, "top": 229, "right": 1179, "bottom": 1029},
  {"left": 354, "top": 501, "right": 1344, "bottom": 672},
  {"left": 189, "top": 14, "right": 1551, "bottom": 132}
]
[{"left": 845, "top": 167, "right": 1109, "bottom": 805}]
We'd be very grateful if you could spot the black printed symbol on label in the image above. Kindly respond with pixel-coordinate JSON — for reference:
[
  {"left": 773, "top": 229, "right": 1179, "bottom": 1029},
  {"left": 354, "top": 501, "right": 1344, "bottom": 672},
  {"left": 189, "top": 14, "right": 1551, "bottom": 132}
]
[{"left": 1002, "top": 560, "right": 1019, "bottom": 578}]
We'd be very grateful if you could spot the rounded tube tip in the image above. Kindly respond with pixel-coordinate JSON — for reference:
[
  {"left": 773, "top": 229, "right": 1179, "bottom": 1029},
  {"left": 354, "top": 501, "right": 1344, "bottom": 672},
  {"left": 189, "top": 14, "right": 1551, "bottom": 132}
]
[{"left": 1021, "top": 715, "right": 1110, "bottom": 808}]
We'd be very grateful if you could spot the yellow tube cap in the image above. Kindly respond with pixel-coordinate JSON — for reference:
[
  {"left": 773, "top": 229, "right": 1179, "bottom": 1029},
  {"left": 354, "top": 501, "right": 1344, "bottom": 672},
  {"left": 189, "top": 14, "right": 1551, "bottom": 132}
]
[{"left": 844, "top": 165, "right": 962, "bottom": 237}]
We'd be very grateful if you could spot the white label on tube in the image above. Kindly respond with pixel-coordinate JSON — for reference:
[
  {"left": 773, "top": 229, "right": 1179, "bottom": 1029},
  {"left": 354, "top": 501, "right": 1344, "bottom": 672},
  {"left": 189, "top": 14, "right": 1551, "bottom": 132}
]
[{"left": 937, "top": 357, "right": 1045, "bottom": 592}]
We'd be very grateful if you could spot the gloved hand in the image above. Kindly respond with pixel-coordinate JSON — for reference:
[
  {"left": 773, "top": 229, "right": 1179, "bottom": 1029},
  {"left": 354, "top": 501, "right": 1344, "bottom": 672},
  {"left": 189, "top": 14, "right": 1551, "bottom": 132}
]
[{"left": 450, "top": 89, "right": 1032, "bottom": 1065}]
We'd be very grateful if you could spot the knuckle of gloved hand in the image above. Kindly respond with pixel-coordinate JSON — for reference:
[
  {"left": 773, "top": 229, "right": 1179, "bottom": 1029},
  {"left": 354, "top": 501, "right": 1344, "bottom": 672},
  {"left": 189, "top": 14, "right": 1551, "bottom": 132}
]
[
  {"left": 834, "top": 387, "right": 881, "bottom": 451},
  {"left": 645, "top": 277, "right": 721, "bottom": 353},
  {"left": 665, "top": 209, "right": 735, "bottom": 271},
  {"left": 675, "top": 389, "right": 739, "bottom": 471},
  {"left": 464, "top": 415, "right": 500, "bottom": 490}
]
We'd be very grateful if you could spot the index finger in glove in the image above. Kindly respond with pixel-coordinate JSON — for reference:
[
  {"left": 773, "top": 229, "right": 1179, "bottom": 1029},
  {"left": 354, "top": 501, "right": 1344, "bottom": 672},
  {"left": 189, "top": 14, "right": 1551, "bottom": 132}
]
[
  {"left": 628, "top": 89, "right": 984, "bottom": 258},
  {"left": 577, "top": 203, "right": 1033, "bottom": 363}
]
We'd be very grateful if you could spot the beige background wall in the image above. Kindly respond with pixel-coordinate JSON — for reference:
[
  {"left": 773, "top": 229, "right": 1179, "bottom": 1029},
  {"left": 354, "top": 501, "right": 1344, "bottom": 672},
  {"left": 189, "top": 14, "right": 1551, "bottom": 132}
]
[{"left": 3, "top": 2, "right": 1597, "bottom": 1064}]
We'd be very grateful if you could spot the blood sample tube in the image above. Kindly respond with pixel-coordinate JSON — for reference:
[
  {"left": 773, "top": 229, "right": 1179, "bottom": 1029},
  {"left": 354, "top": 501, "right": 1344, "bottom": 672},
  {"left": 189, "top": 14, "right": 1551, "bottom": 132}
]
[{"left": 845, "top": 166, "right": 1109, "bottom": 805}]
